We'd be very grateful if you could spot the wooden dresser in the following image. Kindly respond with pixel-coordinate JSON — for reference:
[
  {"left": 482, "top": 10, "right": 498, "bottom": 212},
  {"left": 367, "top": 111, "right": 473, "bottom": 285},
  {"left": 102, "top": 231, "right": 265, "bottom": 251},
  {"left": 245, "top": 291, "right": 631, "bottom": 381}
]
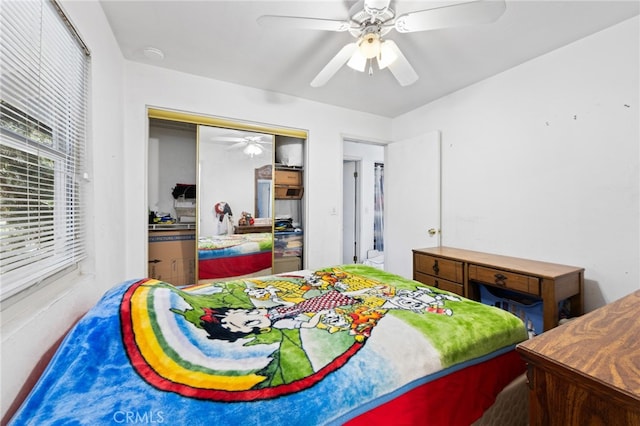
[
  {"left": 413, "top": 247, "right": 584, "bottom": 331},
  {"left": 517, "top": 290, "right": 640, "bottom": 425}
]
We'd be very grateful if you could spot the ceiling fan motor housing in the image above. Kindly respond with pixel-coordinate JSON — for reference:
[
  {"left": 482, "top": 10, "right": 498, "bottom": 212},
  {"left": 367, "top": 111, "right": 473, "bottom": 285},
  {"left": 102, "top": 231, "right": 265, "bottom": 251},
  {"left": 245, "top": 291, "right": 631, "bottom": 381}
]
[{"left": 351, "top": 4, "right": 395, "bottom": 27}]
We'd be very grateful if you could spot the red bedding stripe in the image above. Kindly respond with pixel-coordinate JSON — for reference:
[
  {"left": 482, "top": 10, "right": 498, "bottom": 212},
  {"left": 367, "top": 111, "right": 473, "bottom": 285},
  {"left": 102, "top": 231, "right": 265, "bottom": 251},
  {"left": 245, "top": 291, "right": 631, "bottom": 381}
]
[
  {"left": 345, "top": 349, "right": 526, "bottom": 426},
  {"left": 198, "top": 251, "right": 272, "bottom": 279}
]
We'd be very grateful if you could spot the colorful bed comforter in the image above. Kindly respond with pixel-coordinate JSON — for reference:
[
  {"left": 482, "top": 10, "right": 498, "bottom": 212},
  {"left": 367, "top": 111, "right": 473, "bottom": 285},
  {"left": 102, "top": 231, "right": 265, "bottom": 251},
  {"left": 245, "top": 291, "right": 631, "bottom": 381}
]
[
  {"left": 9, "top": 265, "right": 528, "bottom": 425},
  {"left": 198, "top": 232, "right": 273, "bottom": 257}
]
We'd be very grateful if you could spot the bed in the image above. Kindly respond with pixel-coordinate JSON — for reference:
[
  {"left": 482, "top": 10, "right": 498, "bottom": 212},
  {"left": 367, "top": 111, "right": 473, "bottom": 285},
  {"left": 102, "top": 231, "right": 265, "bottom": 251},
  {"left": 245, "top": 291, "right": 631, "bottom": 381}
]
[
  {"left": 8, "top": 265, "right": 528, "bottom": 425},
  {"left": 198, "top": 232, "right": 273, "bottom": 280}
]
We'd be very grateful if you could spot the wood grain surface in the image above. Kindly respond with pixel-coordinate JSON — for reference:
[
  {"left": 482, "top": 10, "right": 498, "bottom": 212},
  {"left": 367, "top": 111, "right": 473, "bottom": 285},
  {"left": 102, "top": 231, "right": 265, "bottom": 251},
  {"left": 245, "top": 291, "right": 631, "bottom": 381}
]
[{"left": 517, "top": 290, "right": 640, "bottom": 425}]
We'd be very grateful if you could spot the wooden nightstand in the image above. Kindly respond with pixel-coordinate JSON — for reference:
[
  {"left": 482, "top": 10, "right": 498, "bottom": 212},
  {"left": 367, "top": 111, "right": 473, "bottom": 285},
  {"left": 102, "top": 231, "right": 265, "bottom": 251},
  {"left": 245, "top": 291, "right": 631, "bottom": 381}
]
[
  {"left": 412, "top": 247, "right": 584, "bottom": 332},
  {"left": 517, "top": 290, "right": 640, "bottom": 425}
]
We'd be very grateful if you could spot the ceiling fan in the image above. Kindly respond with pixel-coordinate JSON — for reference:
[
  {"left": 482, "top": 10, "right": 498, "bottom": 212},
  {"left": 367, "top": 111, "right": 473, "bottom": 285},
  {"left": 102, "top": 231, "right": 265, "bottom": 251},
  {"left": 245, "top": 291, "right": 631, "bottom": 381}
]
[
  {"left": 210, "top": 132, "right": 272, "bottom": 157},
  {"left": 258, "top": 0, "right": 506, "bottom": 87}
]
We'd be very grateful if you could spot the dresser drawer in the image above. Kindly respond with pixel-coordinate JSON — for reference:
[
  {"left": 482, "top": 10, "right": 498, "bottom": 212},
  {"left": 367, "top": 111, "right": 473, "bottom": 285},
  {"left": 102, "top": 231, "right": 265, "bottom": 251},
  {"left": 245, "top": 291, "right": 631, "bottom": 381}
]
[
  {"left": 468, "top": 264, "right": 540, "bottom": 296},
  {"left": 414, "top": 254, "right": 463, "bottom": 283},
  {"left": 414, "top": 272, "right": 464, "bottom": 296}
]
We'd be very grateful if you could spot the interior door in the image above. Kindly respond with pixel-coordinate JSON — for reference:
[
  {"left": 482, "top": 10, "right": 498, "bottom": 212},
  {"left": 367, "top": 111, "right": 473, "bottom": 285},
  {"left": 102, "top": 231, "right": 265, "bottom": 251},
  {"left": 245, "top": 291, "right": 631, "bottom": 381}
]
[{"left": 384, "top": 130, "right": 441, "bottom": 278}]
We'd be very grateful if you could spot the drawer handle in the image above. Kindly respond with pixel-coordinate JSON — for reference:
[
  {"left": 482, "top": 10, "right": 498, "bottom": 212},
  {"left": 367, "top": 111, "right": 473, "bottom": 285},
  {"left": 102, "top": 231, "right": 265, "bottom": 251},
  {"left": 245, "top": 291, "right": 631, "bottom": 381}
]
[
  {"left": 494, "top": 273, "right": 507, "bottom": 286},
  {"left": 432, "top": 260, "right": 440, "bottom": 275}
]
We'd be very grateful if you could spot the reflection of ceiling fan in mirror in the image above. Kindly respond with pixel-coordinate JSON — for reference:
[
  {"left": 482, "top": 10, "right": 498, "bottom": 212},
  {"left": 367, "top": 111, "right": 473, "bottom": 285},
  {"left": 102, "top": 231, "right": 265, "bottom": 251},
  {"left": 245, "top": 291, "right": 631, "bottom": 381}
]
[
  {"left": 210, "top": 133, "right": 272, "bottom": 158},
  {"left": 258, "top": 0, "right": 506, "bottom": 87}
]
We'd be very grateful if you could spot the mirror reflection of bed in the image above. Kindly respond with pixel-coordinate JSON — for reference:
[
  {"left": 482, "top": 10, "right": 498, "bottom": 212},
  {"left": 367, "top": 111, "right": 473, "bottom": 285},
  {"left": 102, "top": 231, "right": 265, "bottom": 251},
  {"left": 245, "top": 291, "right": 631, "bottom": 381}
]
[{"left": 197, "top": 126, "right": 274, "bottom": 283}]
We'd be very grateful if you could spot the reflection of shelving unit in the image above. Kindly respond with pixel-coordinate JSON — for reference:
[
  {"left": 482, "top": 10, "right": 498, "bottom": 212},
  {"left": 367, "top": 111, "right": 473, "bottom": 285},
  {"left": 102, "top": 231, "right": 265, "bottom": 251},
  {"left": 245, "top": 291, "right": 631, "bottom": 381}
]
[
  {"left": 274, "top": 136, "right": 304, "bottom": 273},
  {"left": 274, "top": 169, "right": 303, "bottom": 199},
  {"left": 174, "top": 197, "right": 196, "bottom": 223},
  {"left": 273, "top": 256, "right": 301, "bottom": 274}
]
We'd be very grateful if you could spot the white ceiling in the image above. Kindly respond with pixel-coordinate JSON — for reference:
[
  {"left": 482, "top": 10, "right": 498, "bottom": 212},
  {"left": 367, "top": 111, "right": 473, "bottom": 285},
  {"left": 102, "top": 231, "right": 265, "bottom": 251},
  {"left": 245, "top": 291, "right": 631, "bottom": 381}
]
[{"left": 99, "top": 0, "right": 639, "bottom": 118}]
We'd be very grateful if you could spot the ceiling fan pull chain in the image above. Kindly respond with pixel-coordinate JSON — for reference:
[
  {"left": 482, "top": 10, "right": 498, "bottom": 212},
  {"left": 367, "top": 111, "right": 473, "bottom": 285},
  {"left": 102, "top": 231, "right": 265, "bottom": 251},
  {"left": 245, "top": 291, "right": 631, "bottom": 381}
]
[{"left": 368, "top": 59, "right": 374, "bottom": 76}]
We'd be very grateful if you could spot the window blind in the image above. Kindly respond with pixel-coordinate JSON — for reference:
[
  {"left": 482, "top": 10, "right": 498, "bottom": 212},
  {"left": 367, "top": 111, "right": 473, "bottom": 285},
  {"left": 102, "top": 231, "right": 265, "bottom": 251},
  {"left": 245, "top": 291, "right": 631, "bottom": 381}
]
[{"left": 0, "top": 0, "right": 90, "bottom": 300}]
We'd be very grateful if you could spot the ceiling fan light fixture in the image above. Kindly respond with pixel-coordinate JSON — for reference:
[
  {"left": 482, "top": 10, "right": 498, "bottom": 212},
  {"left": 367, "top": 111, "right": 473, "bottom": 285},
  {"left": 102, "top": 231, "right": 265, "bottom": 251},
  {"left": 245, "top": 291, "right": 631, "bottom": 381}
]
[
  {"left": 359, "top": 32, "right": 381, "bottom": 59},
  {"left": 243, "top": 143, "right": 263, "bottom": 157},
  {"left": 347, "top": 49, "right": 367, "bottom": 72},
  {"left": 377, "top": 40, "right": 398, "bottom": 69}
]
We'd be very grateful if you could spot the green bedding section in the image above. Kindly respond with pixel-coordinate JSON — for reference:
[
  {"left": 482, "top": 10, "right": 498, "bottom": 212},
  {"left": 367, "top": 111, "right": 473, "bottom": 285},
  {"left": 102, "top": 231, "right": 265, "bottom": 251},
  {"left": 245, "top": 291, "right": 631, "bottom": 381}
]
[{"left": 338, "top": 264, "right": 528, "bottom": 366}]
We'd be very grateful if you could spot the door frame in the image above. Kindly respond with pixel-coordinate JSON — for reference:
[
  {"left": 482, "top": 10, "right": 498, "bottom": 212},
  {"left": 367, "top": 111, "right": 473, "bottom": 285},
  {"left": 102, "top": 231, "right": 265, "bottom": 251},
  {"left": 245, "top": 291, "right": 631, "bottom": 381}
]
[{"left": 342, "top": 138, "right": 385, "bottom": 265}]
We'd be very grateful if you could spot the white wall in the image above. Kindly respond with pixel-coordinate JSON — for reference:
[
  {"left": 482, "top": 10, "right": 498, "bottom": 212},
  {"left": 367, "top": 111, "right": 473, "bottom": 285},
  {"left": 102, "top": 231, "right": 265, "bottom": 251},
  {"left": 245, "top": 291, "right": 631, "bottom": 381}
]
[
  {"left": 393, "top": 16, "right": 640, "bottom": 312},
  {"left": 1, "top": 0, "right": 127, "bottom": 418}
]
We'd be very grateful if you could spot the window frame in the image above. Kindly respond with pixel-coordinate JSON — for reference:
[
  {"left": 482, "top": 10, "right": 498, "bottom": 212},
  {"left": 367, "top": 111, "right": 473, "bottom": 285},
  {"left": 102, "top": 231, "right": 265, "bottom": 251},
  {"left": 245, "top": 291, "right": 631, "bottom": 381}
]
[{"left": 0, "top": 0, "right": 90, "bottom": 301}]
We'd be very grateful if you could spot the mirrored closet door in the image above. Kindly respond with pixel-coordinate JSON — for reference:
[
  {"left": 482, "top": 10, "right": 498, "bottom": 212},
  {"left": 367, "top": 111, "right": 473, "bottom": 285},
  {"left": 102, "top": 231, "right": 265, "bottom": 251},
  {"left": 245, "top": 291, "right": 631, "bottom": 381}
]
[
  {"left": 196, "top": 126, "right": 275, "bottom": 282},
  {"left": 146, "top": 108, "right": 307, "bottom": 286},
  {"left": 147, "top": 118, "right": 197, "bottom": 286}
]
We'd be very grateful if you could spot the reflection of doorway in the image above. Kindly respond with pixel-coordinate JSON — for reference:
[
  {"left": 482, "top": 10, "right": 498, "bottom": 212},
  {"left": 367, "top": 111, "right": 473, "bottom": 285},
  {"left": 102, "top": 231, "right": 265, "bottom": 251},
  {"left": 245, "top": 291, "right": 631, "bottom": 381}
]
[
  {"left": 342, "top": 160, "right": 359, "bottom": 264},
  {"left": 342, "top": 140, "right": 384, "bottom": 265}
]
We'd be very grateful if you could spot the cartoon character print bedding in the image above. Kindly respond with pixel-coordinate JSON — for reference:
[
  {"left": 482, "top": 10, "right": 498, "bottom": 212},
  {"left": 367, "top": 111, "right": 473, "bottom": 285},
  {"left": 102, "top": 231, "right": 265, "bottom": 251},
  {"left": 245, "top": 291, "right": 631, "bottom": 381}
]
[
  {"left": 122, "top": 267, "right": 467, "bottom": 401},
  {"left": 10, "top": 265, "right": 527, "bottom": 425}
]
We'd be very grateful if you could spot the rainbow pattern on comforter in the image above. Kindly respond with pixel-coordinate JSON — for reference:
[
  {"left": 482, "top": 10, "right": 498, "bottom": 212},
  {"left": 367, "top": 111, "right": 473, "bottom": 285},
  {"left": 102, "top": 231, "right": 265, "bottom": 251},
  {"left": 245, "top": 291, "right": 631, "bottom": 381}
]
[{"left": 9, "top": 265, "right": 527, "bottom": 426}]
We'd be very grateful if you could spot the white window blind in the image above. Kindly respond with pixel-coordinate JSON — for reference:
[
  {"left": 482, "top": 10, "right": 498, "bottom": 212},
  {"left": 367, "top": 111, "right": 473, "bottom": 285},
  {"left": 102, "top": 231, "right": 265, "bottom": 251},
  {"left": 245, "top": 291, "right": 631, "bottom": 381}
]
[{"left": 1, "top": 0, "right": 90, "bottom": 300}]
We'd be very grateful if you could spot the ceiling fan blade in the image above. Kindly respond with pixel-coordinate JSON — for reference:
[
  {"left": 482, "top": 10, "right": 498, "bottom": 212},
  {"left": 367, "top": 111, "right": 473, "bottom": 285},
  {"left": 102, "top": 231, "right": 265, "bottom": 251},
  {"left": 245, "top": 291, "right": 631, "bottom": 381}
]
[
  {"left": 257, "top": 15, "right": 350, "bottom": 32},
  {"left": 384, "top": 40, "right": 418, "bottom": 86},
  {"left": 247, "top": 135, "right": 273, "bottom": 145},
  {"left": 394, "top": 0, "right": 506, "bottom": 33},
  {"left": 211, "top": 136, "right": 246, "bottom": 143},
  {"left": 226, "top": 141, "right": 248, "bottom": 151},
  {"left": 311, "top": 43, "right": 358, "bottom": 88}
]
